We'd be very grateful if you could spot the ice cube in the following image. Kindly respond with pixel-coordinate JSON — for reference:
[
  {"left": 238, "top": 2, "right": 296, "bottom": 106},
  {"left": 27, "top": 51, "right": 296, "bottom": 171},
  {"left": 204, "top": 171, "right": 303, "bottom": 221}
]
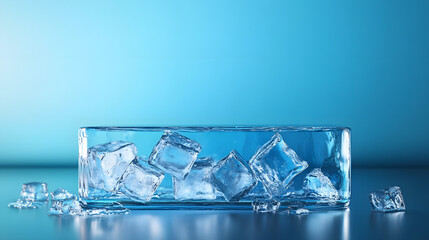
[
  {"left": 116, "top": 157, "right": 164, "bottom": 202},
  {"left": 50, "top": 188, "right": 77, "bottom": 201},
  {"left": 87, "top": 141, "right": 137, "bottom": 192},
  {"left": 49, "top": 199, "right": 83, "bottom": 215},
  {"left": 369, "top": 186, "right": 405, "bottom": 212},
  {"left": 303, "top": 168, "right": 339, "bottom": 199},
  {"left": 173, "top": 157, "right": 217, "bottom": 200},
  {"left": 208, "top": 150, "right": 257, "bottom": 202},
  {"left": 8, "top": 199, "right": 43, "bottom": 209},
  {"left": 243, "top": 182, "right": 270, "bottom": 201},
  {"left": 252, "top": 199, "right": 280, "bottom": 213},
  {"left": 21, "top": 182, "right": 49, "bottom": 201},
  {"left": 249, "top": 133, "right": 308, "bottom": 197},
  {"left": 292, "top": 208, "right": 310, "bottom": 215},
  {"left": 149, "top": 131, "right": 201, "bottom": 180}
]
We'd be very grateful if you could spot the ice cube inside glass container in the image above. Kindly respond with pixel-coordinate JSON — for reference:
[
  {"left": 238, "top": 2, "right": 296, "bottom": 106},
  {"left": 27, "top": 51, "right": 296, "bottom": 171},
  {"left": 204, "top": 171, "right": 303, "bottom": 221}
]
[{"left": 79, "top": 126, "right": 351, "bottom": 210}]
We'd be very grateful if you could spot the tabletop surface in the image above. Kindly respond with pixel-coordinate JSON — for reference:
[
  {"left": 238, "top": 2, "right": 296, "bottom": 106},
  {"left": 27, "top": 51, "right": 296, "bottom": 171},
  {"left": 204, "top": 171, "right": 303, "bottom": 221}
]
[{"left": 1, "top": 167, "right": 428, "bottom": 240}]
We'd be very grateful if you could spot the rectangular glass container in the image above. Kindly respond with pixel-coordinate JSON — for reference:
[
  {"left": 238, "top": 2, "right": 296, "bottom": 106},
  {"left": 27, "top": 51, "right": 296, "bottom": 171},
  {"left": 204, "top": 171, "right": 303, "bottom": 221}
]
[{"left": 79, "top": 126, "right": 351, "bottom": 210}]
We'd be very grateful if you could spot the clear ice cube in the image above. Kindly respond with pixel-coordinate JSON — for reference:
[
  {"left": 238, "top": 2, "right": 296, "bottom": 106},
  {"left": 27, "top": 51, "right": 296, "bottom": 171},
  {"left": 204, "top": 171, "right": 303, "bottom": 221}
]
[
  {"left": 292, "top": 208, "right": 310, "bottom": 215},
  {"left": 21, "top": 182, "right": 49, "bottom": 201},
  {"left": 369, "top": 186, "right": 405, "bottom": 212},
  {"left": 208, "top": 150, "right": 257, "bottom": 202},
  {"left": 49, "top": 199, "right": 83, "bottom": 215},
  {"left": 8, "top": 199, "right": 43, "bottom": 209},
  {"left": 116, "top": 157, "right": 164, "bottom": 202},
  {"left": 87, "top": 141, "right": 137, "bottom": 192},
  {"left": 50, "top": 188, "right": 77, "bottom": 201},
  {"left": 303, "top": 168, "right": 339, "bottom": 199},
  {"left": 173, "top": 157, "right": 217, "bottom": 200},
  {"left": 149, "top": 131, "right": 201, "bottom": 180},
  {"left": 252, "top": 199, "right": 280, "bottom": 213},
  {"left": 249, "top": 133, "right": 308, "bottom": 197}
]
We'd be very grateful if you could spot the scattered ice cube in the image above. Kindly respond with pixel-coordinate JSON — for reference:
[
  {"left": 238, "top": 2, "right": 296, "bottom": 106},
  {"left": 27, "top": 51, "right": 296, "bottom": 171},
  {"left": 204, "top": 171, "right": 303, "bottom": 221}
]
[
  {"left": 149, "top": 131, "right": 201, "bottom": 180},
  {"left": 49, "top": 200, "right": 129, "bottom": 216},
  {"left": 303, "top": 168, "right": 339, "bottom": 199},
  {"left": 173, "top": 157, "right": 217, "bottom": 200},
  {"left": 50, "top": 188, "right": 76, "bottom": 201},
  {"left": 252, "top": 199, "right": 280, "bottom": 213},
  {"left": 292, "top": 208, "right": 310, "bottom": 215},
  {"left": 116, "top": 157, "right": 164, "bottom": 202},
  {"left": 208, "top": 150, "right": 257, "bottom": 202},
  {"left": 8, "top": 199, "right": 43, "bottom": 209},
  {"left": 249, "top": 133, "right": 308, "bottom": 198},
  {"left": 369, "top": 186, "right": 405, "bottom": 212},
  {"left": 21, "top": 182, "right": 49, "bottom": 201},
  {"left": 87, "top": 141, "right": 137, "bottom": 192}
]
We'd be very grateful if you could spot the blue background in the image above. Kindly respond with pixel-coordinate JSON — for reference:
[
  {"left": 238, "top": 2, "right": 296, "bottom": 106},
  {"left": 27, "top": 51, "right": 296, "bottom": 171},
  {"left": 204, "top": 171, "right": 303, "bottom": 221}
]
[{"left": 0, "top": 0, "right": 428, "bottom": 167}]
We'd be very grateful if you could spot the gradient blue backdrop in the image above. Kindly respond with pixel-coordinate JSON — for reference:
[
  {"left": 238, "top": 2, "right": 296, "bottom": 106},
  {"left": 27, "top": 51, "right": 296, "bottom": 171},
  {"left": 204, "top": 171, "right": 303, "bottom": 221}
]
[{"left": 0, "top": 0, "right": 428, "bottom": 167}]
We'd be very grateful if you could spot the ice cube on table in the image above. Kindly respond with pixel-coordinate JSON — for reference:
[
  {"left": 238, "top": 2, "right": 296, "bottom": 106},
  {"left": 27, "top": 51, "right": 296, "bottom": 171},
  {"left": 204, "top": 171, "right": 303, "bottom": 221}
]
[
  {"left": 292, "top": 208, "right": 310, "bottom": 215},
  {"left": 173, "top": 157, "right": 217, "bottom": 201},
  {"left": 50, "top": 188, "right": 77, "bottom": 201},
  {"left": 249, "top": 133, "right": 308, "bottom": 198},
  {"left": 252, "top": 199, "right": 280, "bottom": 213},
  {"left": 116, "top": 157, "right": 164, "bottom": 202},
  {"left": 208, "top": 150, "right": 257, "bottom": 202},
  {"left": 87, "top": 141, "right": 137, "bottom": 192},
  {"left": 49, "top": 199, "right": 83, "bottom": 215},
  {"left": 149, "top": 131, "right": 201, "bottom": 180},
  {"left": 8, "top": 199, "right": 43, "bottom": 209},
  {"left": 369, "top": 186, "right": 405, "bottom": 212},
  {"left": 21, "top": 182, "right": 49, "bottom": 201},
  {"left": 303, "top": 168, "right": 339, "bottom": 199}
]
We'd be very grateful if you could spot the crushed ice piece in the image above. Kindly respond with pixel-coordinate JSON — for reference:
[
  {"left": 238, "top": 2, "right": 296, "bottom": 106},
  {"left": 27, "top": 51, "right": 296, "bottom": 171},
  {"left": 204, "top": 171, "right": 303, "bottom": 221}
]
[
  {"left": 50, "top": 188, "right": 76, "bottom": 201},
  {"left": 87, "top": 141, "right": 137, "bottom": 192},
  {"left": 149, "top": 131, "right": 201, "bottom": 180},
  {"left": 252, "top": 199, "right": 280, "bottom": 213},
  {"left": 208, "top": 150, "right": 257, "bottom": 202},
  {"left": 369, "top": 186, "right": 405, "bottom": 212},
  {"left": 8, "top": 199, "right": 44, "bottom": 209},
  {"left": 292, "top": 208, "right": 310, "bottom": 215},
  {"left": 303, "top": 168, "right": 339, "bottom": 199},
  {"left": 173, "top": 157, "right": 217, "bottom": 200},
  {"left": 21, "top": 182, "right": 49, "bottom": 201},
  {"left": 249, "top": 133, "right": 308, "bottom": 197},
  {"left": 116, "top": 157, "right": 164, "bottom": 202},
  {"left": 49, "top": 200, "right": 129, "bottom": 216}
]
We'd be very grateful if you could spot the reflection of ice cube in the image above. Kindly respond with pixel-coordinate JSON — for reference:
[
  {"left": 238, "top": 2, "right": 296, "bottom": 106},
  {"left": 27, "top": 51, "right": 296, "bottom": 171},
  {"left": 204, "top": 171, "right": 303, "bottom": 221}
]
[
  {"left": 88, "top": 141, "right": 137, "bottom": 192},
  {"left": 208, "top": 151, "right": 257, "bottom": 202},
  {"left": 21, "top": 182, "right": 49, "bottom": 201},
  {"left": 173, "top": 157, "right": 217, "bottom": 201},
  {"left": 116, "top": 157, "right": 164, "bottom": 202},
  {"left": 303, "top": 168, "right": 339, "bottom": 199},
  {"left": 149, "top": 131, "right": 201, "bottom": 180},
  {"left": 50, "top": 188, "right": 77, "bottom": 201},
  {"left": 369, "top": 186, "right": 405, "bottom": 212},
  {"left": 250, "top": 133, "right": 308, "bottom": 197},
  {"left": 252, "top": 199, "right": 280, "bottom": 213}
]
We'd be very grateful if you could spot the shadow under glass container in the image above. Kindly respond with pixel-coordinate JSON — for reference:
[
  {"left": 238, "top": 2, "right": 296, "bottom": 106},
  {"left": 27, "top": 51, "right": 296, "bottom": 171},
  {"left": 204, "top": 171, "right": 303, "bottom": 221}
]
[{"left": 79, "top": 126, "right": 351, "bottom": 210}]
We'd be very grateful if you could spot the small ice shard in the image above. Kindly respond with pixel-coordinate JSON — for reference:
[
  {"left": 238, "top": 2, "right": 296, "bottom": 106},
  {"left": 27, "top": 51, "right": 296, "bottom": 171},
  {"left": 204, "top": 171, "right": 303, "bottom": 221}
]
[
  {"left": 208, "top": 150, "right": 257, "bottom": 202},
  {"left": 50, "top": 188, "right": 76, "bottom": 201},
  {"left": 49, "top": 200, "right": 129, "bottom": 216},
  {"left": 369, "top": 186, "right": 405, "bottom": 212},
  {"left": 20, "top": 182, "right": 49, "bottom": 201},
  {"left": 87, "top": 141, "right": 137, "bottom": 192},
  {"left": 249, "top": 133, "right": 308, "bottom": 197},
  {"left": 149, "top": 131, "right": 201, "bottom": 180},
  {"left": 8, "top": 199, "right": 43, "bottom": 209},
  {"left": 116, "top": 157, "right": 164, "bottom": 202},
  {"left": 173, "top": 157, "right": 217, "bottom": 200},
  {"left": 303, "top": 168, "right": 339, "bottom": 199},
  {"left": 252, "top": 199, "right": 280, "bottom": 213},
  {"left": 292, "top": 208, "right": 310, "bottom": 215},
  {"left": 49, "top": 199, "right": 84, "bottom": 215}
]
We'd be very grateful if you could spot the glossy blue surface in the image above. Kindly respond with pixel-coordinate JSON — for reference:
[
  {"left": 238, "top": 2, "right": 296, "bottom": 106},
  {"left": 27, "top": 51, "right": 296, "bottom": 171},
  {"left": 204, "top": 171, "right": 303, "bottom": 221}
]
[
  {"left": 1, "top": 167, "right": 429, "bottom": 240},
  {"left": 1, "top": 0, "right": 429, "bottom": 167}
]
